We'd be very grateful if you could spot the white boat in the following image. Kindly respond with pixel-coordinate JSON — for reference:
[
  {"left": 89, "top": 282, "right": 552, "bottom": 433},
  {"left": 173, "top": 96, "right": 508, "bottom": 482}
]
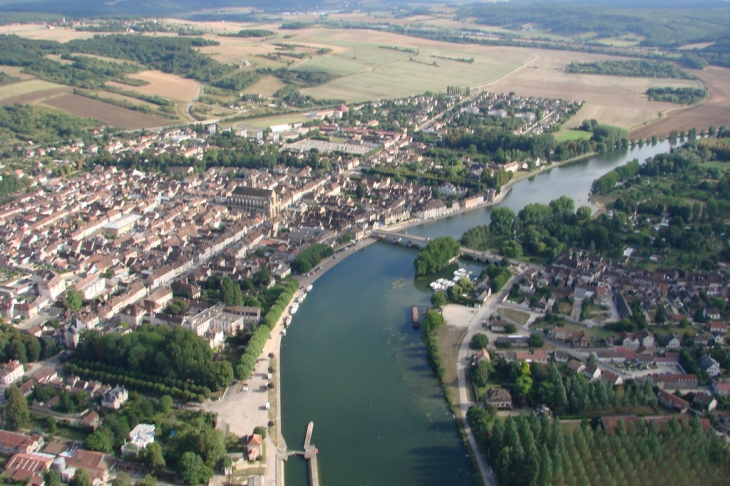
[
  {"left": 285, "top": 315, "right": 293, "bottom": 326},
  {"left": 290, "top": 303, "right": 299, "bottom": 315},
  {"left": 296, "top": 293, "right": 307, "bottom": 304},
  {"left": 306, "top": 284, "right": 313, "bottom": 292},
  {"left": 282, "top": 329, "right": 287, "bottom": 336}
]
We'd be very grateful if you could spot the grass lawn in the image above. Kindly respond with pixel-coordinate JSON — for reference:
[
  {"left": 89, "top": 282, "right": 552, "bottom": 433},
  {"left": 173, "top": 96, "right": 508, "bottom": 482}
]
[
  {"left": 497, "top": 307, "right": 531, "bottom": 325},
  {"left": 554, "top": 129, "right": 592, "bottom": 143},
  {"left": 435, "top": 324, "right": 466, "bottom": 405}
]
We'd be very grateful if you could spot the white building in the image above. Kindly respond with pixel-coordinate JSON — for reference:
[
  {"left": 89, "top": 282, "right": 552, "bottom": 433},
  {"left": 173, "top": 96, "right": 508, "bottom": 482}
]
[
  {"left": 101, "top": 386, "right": 128, "bottom": 410},
  {"left": 122, "top": 424, "right": 155, "bottom": 455},
  {"left": 0, "top": 360, "right": 24, "bottom": 384}
]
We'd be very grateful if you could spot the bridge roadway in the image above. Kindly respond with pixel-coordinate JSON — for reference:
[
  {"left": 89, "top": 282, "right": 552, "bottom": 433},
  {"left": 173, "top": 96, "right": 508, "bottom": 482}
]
[{"left": 371, "top": 229, "right": 503, "bottom": 262}]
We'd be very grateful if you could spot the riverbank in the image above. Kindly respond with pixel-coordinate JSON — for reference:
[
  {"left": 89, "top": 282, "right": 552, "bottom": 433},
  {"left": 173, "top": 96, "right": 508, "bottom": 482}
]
[{"left": 386, "top": 152, "right": 598, "bottom": 235}]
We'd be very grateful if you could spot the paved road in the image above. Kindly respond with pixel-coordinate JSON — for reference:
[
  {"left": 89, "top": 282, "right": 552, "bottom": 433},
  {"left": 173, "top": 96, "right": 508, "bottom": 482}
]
[{"left": 455, "top": 274, "right": 523, "bottom": 486}]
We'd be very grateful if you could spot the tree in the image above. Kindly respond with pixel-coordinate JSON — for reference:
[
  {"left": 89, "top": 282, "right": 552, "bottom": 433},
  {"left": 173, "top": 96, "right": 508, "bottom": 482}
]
[
  {"left": 654, "top": 306, "right": 668, "bottom": 325},
  {"left": 413, "top": 237, "right": 461, "bottom": 276},
  {"left": 158, "top": 395, "right": 174, "bottom": 413},
  {"left": 44, "top": 469, "right": 63, "bottom": 486},
  {"left": 253, "top": 426, "right": 268, "bottom": 440},
  {"left": 211, "top": 361, "right": 234, "bottom": 389},
  {"left": 473, "top": 360, "right": 490, "bottom": 387},
  {"left": 528, "top": 334, "right": 545, "bottom": 348},
  {"left": 7, "top": 340, "right": 27, "bottom": 363},
  {"left": 144, "top": 442, "right": 166, "bottom": 469},
  {"left": 431, "top": 291, "right": 446, "bottom": 308},
  {"left": 3, "top": 384, "right": 30, "bottom": 430},
  {"left": 421, "top": 310, "right": 444, "bottom": 334},
  {"left": 64, "top": 290, "right": 84, "bottom": 311},
  {"left": 195, "top": 428, "right": 226, "bottom": 467},
  {"left": 577, "top": 206, "right": 592, "bottom": 221},
  {"left": 490, "top": 207, "right": 516, "bottom": 236},
  {"left": 505, "top": 323, "right": 517, "bottom": 334},
  {"left": 85, "top": 429, "right": 113, "bottom": 453},
  {"left": 516, "top": 375, "right": 533, "bottom": 397},
  {"left": 46, "top": 415, "right": 58, "bottom": 434},
  {"left": 179, "top": 452, "right": 213, "bottom": 485},
  {"left": 70, "top": 469, "right": 93, "bottom": 486},
  {"left": 111, "top": 473, "right": 132, "bottom": 486},
  {"left": 138, "top": 476, "right": 157, "bottom": 486},
  {"left": 470, "top": 333, "right": 489, "bottom": 349}
]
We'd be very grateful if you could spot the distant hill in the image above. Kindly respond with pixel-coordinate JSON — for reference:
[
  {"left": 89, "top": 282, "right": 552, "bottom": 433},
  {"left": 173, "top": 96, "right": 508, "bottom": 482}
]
[{"left": 0, "top": 0, "right": 445, "bottom": 18}]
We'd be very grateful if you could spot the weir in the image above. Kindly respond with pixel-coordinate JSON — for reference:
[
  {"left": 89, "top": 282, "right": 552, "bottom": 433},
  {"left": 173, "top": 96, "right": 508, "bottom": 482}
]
[{"left": 282, "top": 421, "right": 319, "bottom": 486}]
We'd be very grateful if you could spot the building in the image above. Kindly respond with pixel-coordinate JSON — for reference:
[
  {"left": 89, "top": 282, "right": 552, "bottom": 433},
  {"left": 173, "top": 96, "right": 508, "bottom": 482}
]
[
  {"left": 229, "top": 187, "right": 279, "bottom": 218},
  {"left": 657, "top": 389, "right": 689, "bottom": 413},
  {"left": 698, "top": 354, "right": 721, "bottom": 377},
  {"left": 0, "top": 431, "right": 44, "bottom": 456},
  {"left": 486, "top": 388, "right": 513, "bottom": 409},
  {"left": 246, "top": 434, "right": 263, "bottom": 461},
  {"left": 101, "top": 386, "right": 128, "bottom": 410},
  {"left": 122, "top": 424, "right": 155, "bottom": 455},
  {"left": 5, "top": 452, "right": 54, "bottom": 482},
  {"left": 711, "top": 380, "right": 730, "bottom": 396},
  {"left": 58, "top": 448, "right": 116, "bottom": 484},
  {"left": 102, "top": 214, "right": 142, "bottom": 236},
  {"left": 694, "top": 393, "right": 717, "bottom": 411},
  {"left": 0, "top": 360, "right": 24, "bottom": 384},
  {"left": 143, "top": 288, "right": 173, "bottom": 312},
  {"left": 648, "top": 373, "right": 698, "bottom": 390},
  {"left": 583, "top": 364, "right": 601, "bottom": 381}
]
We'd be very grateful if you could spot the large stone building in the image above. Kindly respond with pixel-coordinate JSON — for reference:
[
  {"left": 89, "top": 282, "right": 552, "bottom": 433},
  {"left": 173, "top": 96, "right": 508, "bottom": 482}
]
[{"left": 229, "top": 187, "right": 279, "bottom": 217}]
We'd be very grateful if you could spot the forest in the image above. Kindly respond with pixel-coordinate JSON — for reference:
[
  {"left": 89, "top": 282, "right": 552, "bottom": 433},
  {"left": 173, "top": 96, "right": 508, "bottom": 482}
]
[
  {"left": 468, "top": 409, "right": 729, "bottom": 486},
  {"left": 71, "top": 324, "right": 232, "bottom": 392},
  {"left": 456, "top": 3, "right": 730, "bottom": 49},
  {"left": 565, "top": 60, "right": 695, "bottom": 79},
  {"left": 646, "top": 87, "right": 707, "bottom": 105}
]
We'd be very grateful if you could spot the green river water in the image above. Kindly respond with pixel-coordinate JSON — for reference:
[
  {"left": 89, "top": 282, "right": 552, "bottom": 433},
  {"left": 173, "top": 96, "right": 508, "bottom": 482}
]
[{"left": 281, "top": 140, "right": 674, "bottom": 486}]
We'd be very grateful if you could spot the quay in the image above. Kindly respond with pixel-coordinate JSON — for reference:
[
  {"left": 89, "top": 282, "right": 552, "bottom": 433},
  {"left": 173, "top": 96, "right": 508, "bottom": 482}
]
[{"left": 282, "top": 421, "right": 319, "bottom": 486}]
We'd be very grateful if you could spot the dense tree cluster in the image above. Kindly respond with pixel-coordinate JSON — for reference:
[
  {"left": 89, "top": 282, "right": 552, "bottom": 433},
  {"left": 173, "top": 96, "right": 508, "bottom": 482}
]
[
  {"left": 647, "top": 87, "right": 707, "bottom": 105},
  {"left": 566, "top": 60, "right": 695, "bottom": 79},
  {"left": 471, "top": 410, "right": 729, "bottom": 486},
  {"left": 291, "top": 243, "right": 334, "bottom": 273},
  {"left": 222, "top": 29, "right": 276, "bottom": 37},
  {"left": 460, "top": 225, "right": 490, "bottom": 251},
  {"left": 414, "top": 237, "right": 461, "bottom": 276},
  {"left": 0, "top": 325, "right": 45, "bottom": 363},
  {"left": 72, "top": 325, "right": 230, "bottom": 391},
  {"left": 0, "top": 104, "right": 96, "bottom": 144},
  {"left": 235, "top": 279, "right": 298, "bottom": 379}
]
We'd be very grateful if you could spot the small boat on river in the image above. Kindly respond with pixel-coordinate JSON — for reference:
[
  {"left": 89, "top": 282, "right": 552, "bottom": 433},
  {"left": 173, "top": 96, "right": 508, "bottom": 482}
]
[{"left": 411, "top": 305, "right": 420, "bottom": 330}]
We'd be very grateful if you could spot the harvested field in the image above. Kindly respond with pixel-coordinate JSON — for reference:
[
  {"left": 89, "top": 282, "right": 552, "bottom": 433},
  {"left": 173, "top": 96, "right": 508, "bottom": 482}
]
[
  {"left": 2, "top": 24, "right": 95, "bottom": 42},
  {"left": 241, "top": 75, "right": 287, "bottom": 97},
  {"left": 630, "top": 66, "right": 730, "bottom": 139},
  {"left": 0, "top": 66, "right": 34, "bottom": 80},
  {"left": 0, "top": 79, "right": 68, "bottom": 101},
  {"left": 485, "top": 49, "right": 706, "bottom": 131},
  {"left": 42, "top": 94, "right": 171, "bottom": 129},
  {"left": 109, "top": 70, "right": 199, "bottom": 102}
]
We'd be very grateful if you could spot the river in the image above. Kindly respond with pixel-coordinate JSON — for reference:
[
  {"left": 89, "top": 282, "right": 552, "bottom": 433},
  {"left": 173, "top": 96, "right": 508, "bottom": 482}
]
[{"left": 280, "top": 140, "right": 673, "bottom": 486}]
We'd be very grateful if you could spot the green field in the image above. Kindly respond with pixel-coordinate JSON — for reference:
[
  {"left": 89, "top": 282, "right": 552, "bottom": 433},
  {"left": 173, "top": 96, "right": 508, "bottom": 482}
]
[
  {"left": 554, "top": 129, "right": 593, "bottom": 142},
  {"left": 284, "top": 31, "right": 527, "bottom": 102}
]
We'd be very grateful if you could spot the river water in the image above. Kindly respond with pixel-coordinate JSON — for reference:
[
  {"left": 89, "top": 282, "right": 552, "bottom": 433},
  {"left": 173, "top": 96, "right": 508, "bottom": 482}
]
[{"left": 280, "top": 140, "right": 673, "bottom": 486}]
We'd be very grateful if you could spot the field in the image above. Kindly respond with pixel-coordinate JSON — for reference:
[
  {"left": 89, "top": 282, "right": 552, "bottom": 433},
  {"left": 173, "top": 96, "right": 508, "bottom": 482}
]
[
  {"left": 0, "top": 79, "right": 66, "bottom": 100},
  {"left": 234, "top": 112, "right": 309, "bottom": 130},
  {"left": 2, "top": 23, "right": 94, "bottom": 42},
  {"left": 485, "top": 49, "right": 706, "bottom": 131},
  {"left": 241, "top": 75, "right": 287, "bottom": 97},
  {"left": 111, "top": 70, "right": 200, "bottom": 102},
  {"left": 554, "top": 129, "right": 592, "bottom": 142},
  {"left": 42, "top": 94, "right": 171, "bottom": 129},
  {"left": 630, "top": 65, "right": 730, "bottom": 139}
]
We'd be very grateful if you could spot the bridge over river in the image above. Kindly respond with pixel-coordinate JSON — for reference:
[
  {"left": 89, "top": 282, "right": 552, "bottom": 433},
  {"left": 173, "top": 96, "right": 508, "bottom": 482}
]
[{"left": 371, "top": 229, "right": 503, "bottom": 263}]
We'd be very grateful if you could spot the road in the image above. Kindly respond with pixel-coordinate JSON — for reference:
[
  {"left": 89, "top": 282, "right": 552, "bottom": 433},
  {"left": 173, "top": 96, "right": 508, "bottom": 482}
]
[{"left": 455, "top": 274, "right": 523, "bottom": 486}]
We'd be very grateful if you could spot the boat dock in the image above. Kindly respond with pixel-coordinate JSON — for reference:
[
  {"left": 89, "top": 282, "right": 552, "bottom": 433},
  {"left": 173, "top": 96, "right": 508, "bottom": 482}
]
[{"left": 281, "top": 421, "right": 319, "bottom": 486}]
